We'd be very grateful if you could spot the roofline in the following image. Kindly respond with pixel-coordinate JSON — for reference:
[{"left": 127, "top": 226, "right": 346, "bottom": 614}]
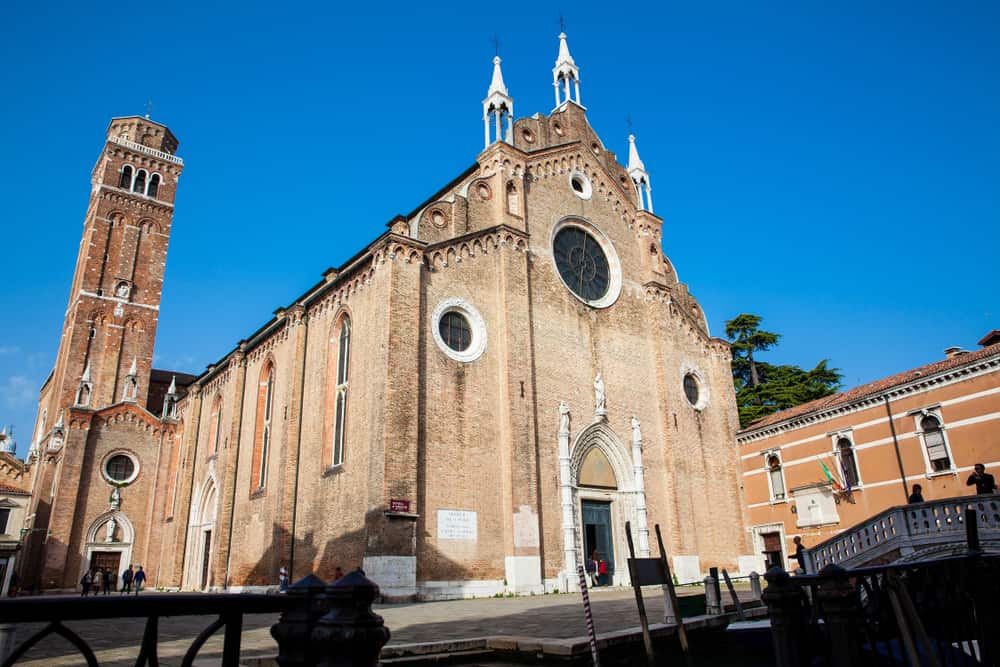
[{"left": 737, "top": 347, "right": 1000, "bottom": 440}]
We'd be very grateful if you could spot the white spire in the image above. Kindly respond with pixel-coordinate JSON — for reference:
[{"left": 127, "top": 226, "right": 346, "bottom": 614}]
[
  {"left": 127, "top": 356, "right": 137, "bottom": 376},
  {"left": 552, "top": 32, "right": 582, "bottom": 109},
  {"left": 627, "top": 134, "right": 653, "bottom": 213},
  {"left": 167, "top": 375, "right": 177, "bottom": 395},
  {"left": 81, "top": 363, "right": 91, "bottom": 383},
  {"left": 482, "top": 56, "right": 514, "bottom": 149},
  {"left": 54, "top": 412, "right": 65, "bottom": 429}
]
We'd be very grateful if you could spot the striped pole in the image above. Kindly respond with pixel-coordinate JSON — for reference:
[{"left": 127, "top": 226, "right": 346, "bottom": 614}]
[{"left": 577, "top": 565, "right": 601, "bottom": 667}]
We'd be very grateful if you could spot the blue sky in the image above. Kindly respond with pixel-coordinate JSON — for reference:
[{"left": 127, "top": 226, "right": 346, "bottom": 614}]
[{"left": 2, "top": 1, "right": 998, "bottom": 456}]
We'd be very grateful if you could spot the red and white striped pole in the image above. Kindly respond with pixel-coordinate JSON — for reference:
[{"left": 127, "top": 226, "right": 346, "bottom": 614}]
[{"left": 577, "top": 565, "right": 601, "bottom": 667}]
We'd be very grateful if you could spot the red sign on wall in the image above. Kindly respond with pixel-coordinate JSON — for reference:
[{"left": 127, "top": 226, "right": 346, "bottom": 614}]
[{"left": 389, "top": 499, "right": 411, "bottom": 513}]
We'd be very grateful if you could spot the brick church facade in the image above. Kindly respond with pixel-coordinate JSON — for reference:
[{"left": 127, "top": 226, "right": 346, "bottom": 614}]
[{"left": 22, "top": 34, "right": 752, "bottom": 597}]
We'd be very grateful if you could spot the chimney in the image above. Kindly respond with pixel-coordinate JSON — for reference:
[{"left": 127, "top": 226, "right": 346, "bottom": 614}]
[
  {"left": 944, "top": 346, "right": 967, "bottom": 359},
  {"left": 977, "top": 329, "right": 1000, "bottom": 348}
]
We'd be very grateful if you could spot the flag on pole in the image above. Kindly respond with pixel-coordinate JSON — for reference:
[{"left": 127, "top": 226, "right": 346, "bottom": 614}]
[{"left": 820, "top": 460, "right": 842, "bottom": 491}]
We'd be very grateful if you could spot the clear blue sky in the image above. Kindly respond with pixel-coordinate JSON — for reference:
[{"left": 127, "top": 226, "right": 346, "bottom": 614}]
[{"left": 2, "top": 2, "right": 998, "bottom": 457}]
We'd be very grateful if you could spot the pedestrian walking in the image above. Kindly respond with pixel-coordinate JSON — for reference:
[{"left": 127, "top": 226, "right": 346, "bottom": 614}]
[
  {"left": 80, "top": 570, "right": 93, "bottom": 597},
  {"left": 793, "top": 536, "right": 808, "bottom": 574},
  {"left": 133, "top": 565, "right": 146, "bottom": 594},
  {"left": 121, "top": 565, "right": 134, "bottom": 594},
  {"left": 101, "top": 568, "right": 112, "bottom": 594},
  {"left": 908, "top": 484, "right": 925, "bottom": 504},
  {"left": 586, "top": 549, "right": 599, "bottom": 587},
  {"left": 278, "top": 565, "right": 289, "bottom": 593},
  {"left": 967, "top": 464, "right": 997, "bottom": 495},
  {"left": 597, "top": 558, "right": 608, "bottom": 586}
]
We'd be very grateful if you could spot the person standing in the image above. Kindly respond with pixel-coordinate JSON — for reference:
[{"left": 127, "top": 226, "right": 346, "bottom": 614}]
[
  {"left": 586, "top": 550, "right": 599, "bottom": 587},
  {"left": 101, "top": 568, "right": 112, "bottom": 595},
  {"left": 278, "top": 565, "right": 289, "bottom": 593},
  {"left": 908, "top": 484, "right": 925, "bottom": 504},
  {"left": 80, "top": 570, "right": 93, "bottom": 597},
  {"left": 121, "top": 565, "right": 134, "bottom": 595},
  {"left": 597, "top": 558, "right": 609, "bottom": 586},
  {"left": 967, "top": 464, "right": 997, "bottom": 495},
  {"left": 133, "top": 566, "right": 146, "bottom": 595},
  {"left": 792, "top": 536, "right": 808, "bottom": 574}
]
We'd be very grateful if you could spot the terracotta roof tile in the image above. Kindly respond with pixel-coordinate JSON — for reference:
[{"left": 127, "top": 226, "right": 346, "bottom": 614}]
[
  {"left": 740, "top": 342, "right": 1000, "bottom": 432},
  {"left": 0, "top": 483, "right": 30, "bottom": 496}
]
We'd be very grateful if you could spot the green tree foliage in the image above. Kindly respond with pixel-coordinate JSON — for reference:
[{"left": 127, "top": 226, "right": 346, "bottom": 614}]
[{"left": 725, "top": 314, "right": 842, "bottom": 427}]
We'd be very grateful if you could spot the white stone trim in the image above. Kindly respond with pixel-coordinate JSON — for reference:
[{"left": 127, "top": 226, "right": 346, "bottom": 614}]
[
  {"left": 830, "top": 429, "right": 864, "bottom": 488},
  {"left": 549, "top": 217, "right": 623, "bottom": 310},
  {"left": 431, "top": 298, "right": 487, "bottom": 363},
  {"left": 679, "top": 362, "right": 710, "bottom": 411},
  {"left": 568, "top": 170, "right": 593, "bottom": 200},
  {"left": 101, "top": 450, "right": 140, "bottom": 485},
  {"left": 912, "top": 407, "right": 958, "bottom": 476}
]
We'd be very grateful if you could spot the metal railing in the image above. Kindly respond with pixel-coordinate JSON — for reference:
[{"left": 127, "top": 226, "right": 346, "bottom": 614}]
[
  {"left": 808, "top": 494, "right": 1000, "bottom": 570},
  {"left": 765, "top": 510, "right": 1000, "bottom": 666},
  {"left": 0, "top": 570, "right": 389, "bottom": 667}
]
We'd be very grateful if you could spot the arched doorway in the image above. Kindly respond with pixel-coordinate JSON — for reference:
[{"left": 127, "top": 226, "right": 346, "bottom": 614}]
[
  {"left": 82, "top": 511, "right": 134, "bottom": 589},
  {"left": 188, "top": 477, "right": 218, "bottom": 590},
  {"left": 567, "top": 422, "right": 646, "bottom": 587}
]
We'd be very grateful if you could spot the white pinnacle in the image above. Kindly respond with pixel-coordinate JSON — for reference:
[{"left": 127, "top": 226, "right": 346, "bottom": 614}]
[
  {"left": 552, "top": 32, "right": 582, "bottom": 108},
  {"left": 128, "top": 356, "right": 137, "bottom": 376},
  {"left": 555, "top": 32, "right": 576, "bottom": 69},
  {"left": 488, "top": 56, "right": 509, "bottom": 97},
  {"left": 81, "top": 363, "right": 91, "bottom": 383},
  {"left": 167, "top": 375, "right": 177, "bottom": 395},
  {"left": 627, "top": 134, "right": 646, "bottom": 177}
]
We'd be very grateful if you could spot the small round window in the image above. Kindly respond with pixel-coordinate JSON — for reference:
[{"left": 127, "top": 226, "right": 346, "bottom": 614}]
[
  {"left": 432, "top": 299, "right": 487, "bottom": 362},
  {"left": 568, "top": 171, "right": 592, "bottom": 200},
  {"left": 439, "top": 312, "right": 472, "bottom": 352},
  {"left": 683, "top": 374, "right": 700, "bottom": 406},
  {"left": 104, "top": 453, "right": 137, "bottom": 483}
]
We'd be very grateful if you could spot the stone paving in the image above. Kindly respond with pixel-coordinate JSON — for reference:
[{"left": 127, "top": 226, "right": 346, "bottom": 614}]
[{"left": 12, "top": 585, "right": 749, "bottom": 666}]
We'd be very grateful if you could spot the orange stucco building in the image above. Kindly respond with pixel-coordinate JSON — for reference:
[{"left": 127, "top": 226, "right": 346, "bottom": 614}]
[{"left": 737, "top": 331, "right": 1000, "bottom": 571}]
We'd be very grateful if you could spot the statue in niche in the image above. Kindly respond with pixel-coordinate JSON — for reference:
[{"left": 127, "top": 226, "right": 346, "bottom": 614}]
[
  {"left": 631, "top": 416, "right": 642, "bottom": 445},
  {"left": 105, "top": 516, "right": 117, "bottom": 543},
  {"left": 109, "top": 486, "right": 121, "bottom": 510},
  {"left": 594, "top": 373, "right": 606, "bottom": 414},
  {"left": 559, "top": 401, "right": 570, "bottom": 433}
]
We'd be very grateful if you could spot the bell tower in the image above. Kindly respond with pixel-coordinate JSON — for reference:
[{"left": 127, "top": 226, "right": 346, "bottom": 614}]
[{"left": 46, "top": 116, "right": 183, "bottom": 423}]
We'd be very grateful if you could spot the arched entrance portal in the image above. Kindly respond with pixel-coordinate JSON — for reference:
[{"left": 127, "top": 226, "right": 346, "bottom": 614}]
[
  {"left": 563, "top": 420, "right": 649, "bottom": 588},
  {"left": 187, "top": 476, "right": 218, "bottom": 590}
]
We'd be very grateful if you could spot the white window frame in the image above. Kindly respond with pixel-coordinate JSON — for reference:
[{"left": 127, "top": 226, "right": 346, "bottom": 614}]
[
  {"left": 763, "top": 449, "right": 787, "bottom": 504},
  {"left": 258, "top": 369, "right": 274, "bottom": 490},
  {"left": 332, "top": 317, "right": 350, "bottom": 467},
  {"left": 829, "top": 429, "right": 863, "bottom": 489},
  {"left": 913, "top": 408, "right": 957, "bottom": 477}
]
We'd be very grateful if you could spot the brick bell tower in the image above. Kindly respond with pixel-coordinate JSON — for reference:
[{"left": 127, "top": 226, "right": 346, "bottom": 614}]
[
  {"left": 22, "top": 117, "right": 183, "bottom": 589},
  {"left": 49, "top": 116, "right": 183, "bottom": 417}
]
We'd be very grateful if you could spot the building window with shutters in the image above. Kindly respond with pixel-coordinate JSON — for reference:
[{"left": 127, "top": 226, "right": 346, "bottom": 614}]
[
  {"left": 915, "top": 411, "right": 955, "bottom": 474},
  {"left": 833, "top": 433, "right": 861, "bottom": 489}
]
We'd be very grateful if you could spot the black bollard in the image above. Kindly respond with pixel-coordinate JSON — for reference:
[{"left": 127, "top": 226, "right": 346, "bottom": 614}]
[
  {"left": 965, "top": 507, "right": 980, "bottom": 553},
  {"left": 762, "top": 566, "right": 808, "bottom": 667},
  {"left": 312, "top": 570, "right": 391, "bottom": 667},
  {"left": 272, "top": 574, "right": 330, "bottom": 667}
]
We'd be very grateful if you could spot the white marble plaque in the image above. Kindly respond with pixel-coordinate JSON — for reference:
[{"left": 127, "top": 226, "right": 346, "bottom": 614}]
[
  {"left": 513, "top": 505, "right": 539, "bottom": 548},
  {"left": 438, "top": 510, "right": 477, "bottom": 541}
]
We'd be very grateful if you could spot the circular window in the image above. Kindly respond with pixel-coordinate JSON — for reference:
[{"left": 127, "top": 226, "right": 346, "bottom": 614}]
[
  {"left": 591, "top": 142, "right": 601, "bottom": 155},
  {"left": 550, "top": 220, "right": 622, "bottom": 309},
  {"left": 521, "top": 128, "right": 536, "bottom": 144},
  {"left": 553, "top": 122, "right": 564, "bottom": 136},
  {"left": 103, "top": 452, "right": 139, "bottom": 484},
  {"left": 477, "top": 183, "right": 492, "bottom": 201},
  {"left": 568, "top": 171, "right": 592, "bottom": 200},
  {"left": 679, "top": 366, "right": 710, "bottom": 410},
  {"left": 439, "top": 312, "right": 471, "bottom": 352},
  {"left": 430, "top": 209, "right": 447, "bottom": 228},
  {"left": 432, "top": 299, "right": 487, "bottom": 362},
  {"left": 683, "top": 374, "right": 700, "bottom": 406}
]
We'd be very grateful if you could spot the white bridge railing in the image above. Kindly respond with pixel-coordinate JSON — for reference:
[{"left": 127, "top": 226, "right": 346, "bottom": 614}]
[
  {"left": 807, "top": 494, "right": 1000, "bottom": 571},
  {"left": 110, "top": 137, "right": 183, "bottom": 165}
]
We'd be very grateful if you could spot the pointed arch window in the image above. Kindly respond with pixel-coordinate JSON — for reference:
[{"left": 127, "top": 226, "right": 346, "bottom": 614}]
[
  {"left": 119, "top": 165, "right": 134, "bottom": 189},
  {"left": 251, "top": 363, "right": 275, "bottom": 492},
  {"left": 919, "top": 413, "right": 952, "bottom": 472},
  {"left": 208, "top": 396, "right": 223, "bottom": 454},
  {"left": 766, "top": 453, "right": 786, "bottom": 502},
  {"left": 835, "top": 436, "right": 860, "bottom": 488},
  {"left": 331, "top": 316, "right": 350, "bottom": 467},
  {"left": 133, "top": 169, "right": 147, "bottom": 194},
  {"left": 147, "top": 173, "right": 160, "bottom": 198}
]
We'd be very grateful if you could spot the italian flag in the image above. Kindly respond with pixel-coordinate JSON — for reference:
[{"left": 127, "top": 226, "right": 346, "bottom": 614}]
[{"left": 821, "top": 461, "right": 843, "bottom": 491}]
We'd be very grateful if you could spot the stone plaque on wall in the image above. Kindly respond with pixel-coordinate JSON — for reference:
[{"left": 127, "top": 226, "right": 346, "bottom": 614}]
[
  {"left": 438, "top": 510, "right": 477, "bottom": 541},
  {"left": 513, "top": 505, "right": 540, "bottom": 547}
]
